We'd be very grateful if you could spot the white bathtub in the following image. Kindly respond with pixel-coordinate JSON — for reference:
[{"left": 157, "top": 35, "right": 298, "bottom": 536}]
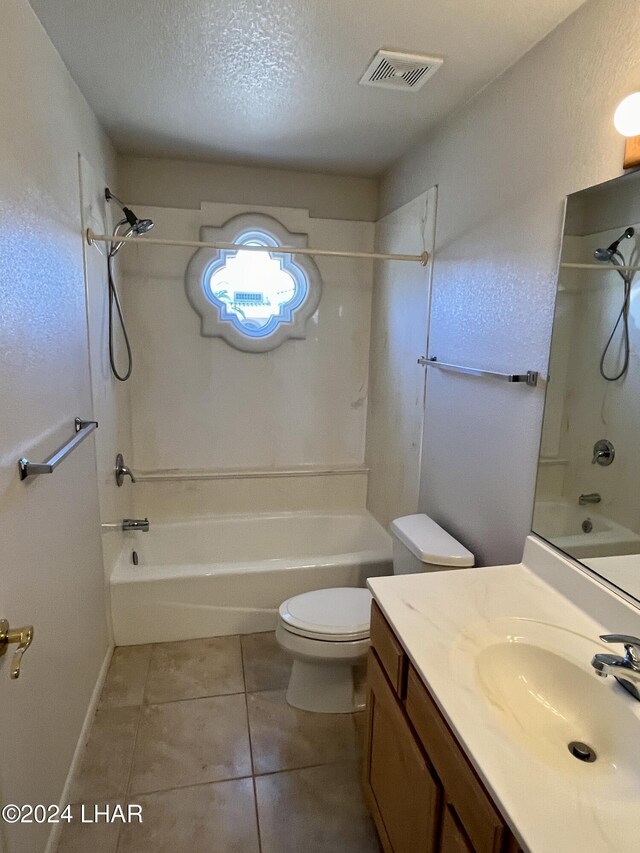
[
  {"left": 110, "top": 511, "right": 392, "bottom": 644},
  {"left": 533, "top": 499, "right": 640, "bottom": 559}
]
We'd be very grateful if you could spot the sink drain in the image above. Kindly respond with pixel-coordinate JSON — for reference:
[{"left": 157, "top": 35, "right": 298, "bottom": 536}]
[{"left": 568, "top": 741, "right": 597, "bottom": 763}]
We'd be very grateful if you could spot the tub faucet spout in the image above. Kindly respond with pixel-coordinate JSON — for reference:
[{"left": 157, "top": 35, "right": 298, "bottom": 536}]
[
  {"left": 579, "top": 493, "right": 601, "bottom": 505},
  {"left": 123, "top": 518, "right": 149, "bottom": 533}
]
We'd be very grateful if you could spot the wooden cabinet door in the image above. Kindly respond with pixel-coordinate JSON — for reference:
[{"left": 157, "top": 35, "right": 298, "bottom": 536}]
[
  {"left": 405, "top": 666, "right": 506, "bottom": 853},
  {"left": 363, "top": 650, "right": 440, "bottom": 853},
  {"left": 440, "top": 804, "right": 474, "bottom": 853}
]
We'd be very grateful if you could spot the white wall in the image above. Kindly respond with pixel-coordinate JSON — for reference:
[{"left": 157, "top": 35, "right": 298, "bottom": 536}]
[
  {"left": 119, "top": 155, "right": 379, "bottom": 222},
  {"left": 116, "top": 193, "right": 375, "bottom": 498},
  {"left": 0, "top": 3, "right": 115, "bottom": 851},
  {"left": 379, "top": 0, "right": 640, "bottom": 566},
  {"left": 365, "top": 188, "right": 437, "bottom": 529}
]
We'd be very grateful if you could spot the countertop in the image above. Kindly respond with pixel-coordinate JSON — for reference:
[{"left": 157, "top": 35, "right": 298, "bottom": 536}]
[{"left": 368, "top": 557, "right": 640, "bottom": 853}]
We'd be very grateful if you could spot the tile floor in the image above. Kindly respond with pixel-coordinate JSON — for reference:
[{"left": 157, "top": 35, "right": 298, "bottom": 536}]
[{"left": 57, "top": 632, "right": 381, "bottom": 853}]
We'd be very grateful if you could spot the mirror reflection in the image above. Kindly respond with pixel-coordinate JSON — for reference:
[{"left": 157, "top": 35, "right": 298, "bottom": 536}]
[{"left": 534, "top": 169, "right": 640, "bottom": 601}]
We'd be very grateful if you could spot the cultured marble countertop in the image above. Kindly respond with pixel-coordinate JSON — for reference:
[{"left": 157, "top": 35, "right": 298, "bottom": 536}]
[{"left": 368, "top": 560, "right": 640, "bottom": 853}]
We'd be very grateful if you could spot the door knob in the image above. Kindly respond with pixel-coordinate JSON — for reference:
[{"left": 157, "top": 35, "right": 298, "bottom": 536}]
[{"left": 0, "top": 620, "right": 34, "bottom": 679}]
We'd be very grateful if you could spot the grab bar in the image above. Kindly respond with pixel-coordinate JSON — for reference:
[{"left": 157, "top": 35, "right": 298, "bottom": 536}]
[
  {"left": 418, "top": 356, "right": 539, "bottom": 388},
  {"left": 19, "top": 418, "right": 98, "bottom": 480}
]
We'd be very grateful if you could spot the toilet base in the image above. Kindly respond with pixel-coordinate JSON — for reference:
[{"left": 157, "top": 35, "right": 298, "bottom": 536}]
[{"left": 286, "top": 659, "right": 365, "bottom": 714}]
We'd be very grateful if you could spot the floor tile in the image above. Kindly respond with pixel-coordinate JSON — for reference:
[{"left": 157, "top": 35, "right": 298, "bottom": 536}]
[
  {"left": 70, "top": 708, "right": 139, "bottom": 801},
  {"left": 247, "top": 689, "right": 361, "bottom": 774},
  {"left": 256, "top": 761, "right": 380, "bottom": 853},
  {"left": 56, "top": 802, "right": 124, "bottom": 853},
  {"left": 119, "top": 779, "right": 260, "bottom": 853},
  {"left": 129, "top": 694, "right": 252, "bottom": 794},
  {"left": 241, "top": 632, "right": 291, "bottom": 692},
  {"left": 99, "top": 645, "right": 152, "bottom": 709},
  {"left": 145, "top": 636, "right": 244, "bottom": 704}
]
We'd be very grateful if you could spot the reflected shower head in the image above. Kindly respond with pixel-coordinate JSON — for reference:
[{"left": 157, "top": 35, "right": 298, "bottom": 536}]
[{"left": 594, "top": 227, "right": 635, "bottom": 262}]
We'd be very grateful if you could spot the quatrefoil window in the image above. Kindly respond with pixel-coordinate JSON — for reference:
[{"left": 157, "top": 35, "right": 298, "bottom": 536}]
[{"left": 185, "top": 214, "right": 322, "bottom": 352}]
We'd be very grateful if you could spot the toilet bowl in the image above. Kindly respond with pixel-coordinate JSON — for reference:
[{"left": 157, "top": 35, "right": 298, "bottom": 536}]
[
  {"left": 276, "top": 513, "right": 474, "bottom": 713},
  {"left": 276, "top": 587, "right": 371, "bottom": 713}
]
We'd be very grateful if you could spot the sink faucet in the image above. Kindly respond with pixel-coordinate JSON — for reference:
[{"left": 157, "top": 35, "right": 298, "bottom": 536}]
[
  {"left": 579, "top": 493, "right": 601, "bottom": 505},
  {"left": 591, "top": 635, "right": 640, "bottom": 701}
]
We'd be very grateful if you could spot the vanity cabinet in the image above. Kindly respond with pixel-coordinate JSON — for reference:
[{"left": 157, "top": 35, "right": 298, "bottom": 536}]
[{"left": 364, "top": 602, "right": 522, "bottom": 853}]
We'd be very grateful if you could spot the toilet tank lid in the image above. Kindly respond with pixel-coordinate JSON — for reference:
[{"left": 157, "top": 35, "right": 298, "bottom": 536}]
[{"left": 390, "top": 514, "right": 474, "bottom": 567}]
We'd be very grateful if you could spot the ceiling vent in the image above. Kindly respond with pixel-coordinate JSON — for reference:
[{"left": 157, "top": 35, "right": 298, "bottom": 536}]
[{"left": 359, "top": 49, "right": 443, "bottom": 93}]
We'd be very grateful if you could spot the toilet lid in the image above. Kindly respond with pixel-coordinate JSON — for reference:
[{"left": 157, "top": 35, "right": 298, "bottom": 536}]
[{"left": 279, "top": 587, "right": 372, "bottom": 640}]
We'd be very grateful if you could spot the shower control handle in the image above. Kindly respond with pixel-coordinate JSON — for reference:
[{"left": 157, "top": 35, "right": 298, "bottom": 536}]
[
  {"left": 592, "top": 439, "right": 615, "bottom": 467},
  {"left": 115, "top": 453, "right": 136, "bottom": 486}
]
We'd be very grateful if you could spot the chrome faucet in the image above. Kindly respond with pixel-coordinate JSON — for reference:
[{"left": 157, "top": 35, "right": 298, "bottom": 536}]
[
  {"left": 591, "top": 635, "right": 640, "bottom": 701},
  {"left": 115, "top": 453, "right": 136, "bottom": 486},
  {"left": 122, "top": 518, "right": 149, "bottom": 533},
  {"left": 579, "top": 493, "right": 601, "bottom": 505}
]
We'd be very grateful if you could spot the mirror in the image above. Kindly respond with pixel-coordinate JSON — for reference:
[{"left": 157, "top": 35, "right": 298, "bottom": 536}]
[{"left": 533, "top": 169, "right": 640, "bottom": 602}]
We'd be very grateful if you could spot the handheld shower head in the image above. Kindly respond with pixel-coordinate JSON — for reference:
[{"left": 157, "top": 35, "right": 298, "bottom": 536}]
[
  {"left": 104, "top": 187, "right": 155, "bottom": 383},
  {"left": 132, "top": 218, "right": 154, "bottom": 235},
  {"left": 105, "top": 187, "right": 154, "bottom": 250},
  {"left": 594, "top": 227, "right": 635, "bottom": 262}
]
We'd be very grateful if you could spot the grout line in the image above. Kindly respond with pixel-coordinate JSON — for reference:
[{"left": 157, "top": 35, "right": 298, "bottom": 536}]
[
  {"left": 127, "top": 772, "right": 256, "bottom": 799},
  {"left": 140, "top": 689, "right": 248, "bottom": 707},
  {"left": 240, "top": 636, "right": 263, "bottom": 853},
  {"left": 252, "top": 758, "right": 358, "bottom": 779},
  {"left": 122, "top": 650, "right": 154, "bottom": 805},
  {"left": 102, "top": 685, "right": 266, "bottom": 712}
]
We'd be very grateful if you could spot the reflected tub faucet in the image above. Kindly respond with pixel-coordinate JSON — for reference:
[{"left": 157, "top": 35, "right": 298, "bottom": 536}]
[
  {"left": 122, "top": 518, "right": 149, "bottom": 533},
  {"left": 579, "top": 493, "right": 601, "bottom": 506}
]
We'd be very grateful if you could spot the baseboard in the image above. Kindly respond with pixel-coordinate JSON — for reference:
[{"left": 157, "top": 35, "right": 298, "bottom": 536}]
[{"left": 44, "top": 644, "right": 114, "bottom": 853}]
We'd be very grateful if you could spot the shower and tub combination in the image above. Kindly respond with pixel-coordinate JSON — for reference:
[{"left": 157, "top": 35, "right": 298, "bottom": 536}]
[
  {"left": 89, "top": 192, "right": 432, "bottom": 665},
  {"left": 110, "top": 510, "right": 393, "bottom": 645}
]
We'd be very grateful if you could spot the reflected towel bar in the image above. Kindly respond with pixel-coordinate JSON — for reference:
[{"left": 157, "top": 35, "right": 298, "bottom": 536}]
[
  {"left": 418, "top": 356, "right": 539, "bottom": 387},
  {"left": 19, "top": 418, "right": 98, "bottom": 480}
]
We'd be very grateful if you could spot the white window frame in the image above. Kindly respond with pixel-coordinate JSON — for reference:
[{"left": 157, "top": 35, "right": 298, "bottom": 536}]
[{"left": 185, "top": 213, "right": 322, "bottom": 353}]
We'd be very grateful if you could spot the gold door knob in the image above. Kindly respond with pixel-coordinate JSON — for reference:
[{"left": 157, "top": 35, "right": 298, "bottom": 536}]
[{"left": 0, "top": 620, "right": 34, "bottom": 679}]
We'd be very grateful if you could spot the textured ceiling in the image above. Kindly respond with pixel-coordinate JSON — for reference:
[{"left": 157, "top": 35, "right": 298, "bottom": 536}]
[{"left": 29, "top": 0, "right": 586, "bottom": 176}]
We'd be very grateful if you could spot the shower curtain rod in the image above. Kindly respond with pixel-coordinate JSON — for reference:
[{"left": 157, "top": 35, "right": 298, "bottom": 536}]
[{"left": 85, "top": 229, "right": 430, "bottom": 266}]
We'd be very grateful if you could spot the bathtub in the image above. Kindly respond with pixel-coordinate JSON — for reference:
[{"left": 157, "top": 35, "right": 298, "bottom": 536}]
[
  {"left": 533, "top": 499, "right": 640, "bottom": 559},
  {"left": 110, "top": 511, "right": 392, "bottom": 644}
]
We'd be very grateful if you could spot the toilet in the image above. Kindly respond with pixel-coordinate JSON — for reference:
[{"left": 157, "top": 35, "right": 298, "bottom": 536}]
[{"left": 275, "top": 513, "right": 474, "bottom": 713}]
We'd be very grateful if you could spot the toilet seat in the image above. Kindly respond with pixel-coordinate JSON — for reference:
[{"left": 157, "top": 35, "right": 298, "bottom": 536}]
[{"left": 278, "top": 587, "right": 371, "bottom": 642}]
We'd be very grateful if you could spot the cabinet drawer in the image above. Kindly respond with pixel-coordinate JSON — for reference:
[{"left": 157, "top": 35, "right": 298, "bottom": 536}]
[
  {"left": 370, "top": 601, "right": 406, "bottom": 696},
  {"left": 405, "top": 665, "right": 505, "bottom": 853}
]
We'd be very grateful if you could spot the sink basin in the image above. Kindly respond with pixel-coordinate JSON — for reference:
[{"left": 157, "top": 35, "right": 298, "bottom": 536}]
[{"left": 455, "top": 619, "right": 640, "bottom": 794}]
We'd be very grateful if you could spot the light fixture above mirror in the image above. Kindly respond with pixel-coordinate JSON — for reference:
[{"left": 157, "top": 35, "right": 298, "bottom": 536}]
[{"left": 614, "top": 92, "right": 640, "bottom": 168}]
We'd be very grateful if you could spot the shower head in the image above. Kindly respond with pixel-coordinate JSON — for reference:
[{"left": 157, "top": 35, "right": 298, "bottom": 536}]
[
  {"left": 132, "top": 218, "right": 154, "bottom": 235},
  {"left": 594, "top": 227, "right": 635, "bottom": 262},
  {"left": 105, "top": 187, "right": 154, "bottom": 255}
]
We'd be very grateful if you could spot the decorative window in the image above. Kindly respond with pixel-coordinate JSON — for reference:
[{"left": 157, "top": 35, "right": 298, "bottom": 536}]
[{"left": 185, "top": 213, "right": 322, "bottom": 352}]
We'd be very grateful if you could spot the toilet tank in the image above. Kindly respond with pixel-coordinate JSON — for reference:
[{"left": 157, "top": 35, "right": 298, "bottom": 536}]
[{"left": 390, "top": 514, "right": 474, "bottom": 574}]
